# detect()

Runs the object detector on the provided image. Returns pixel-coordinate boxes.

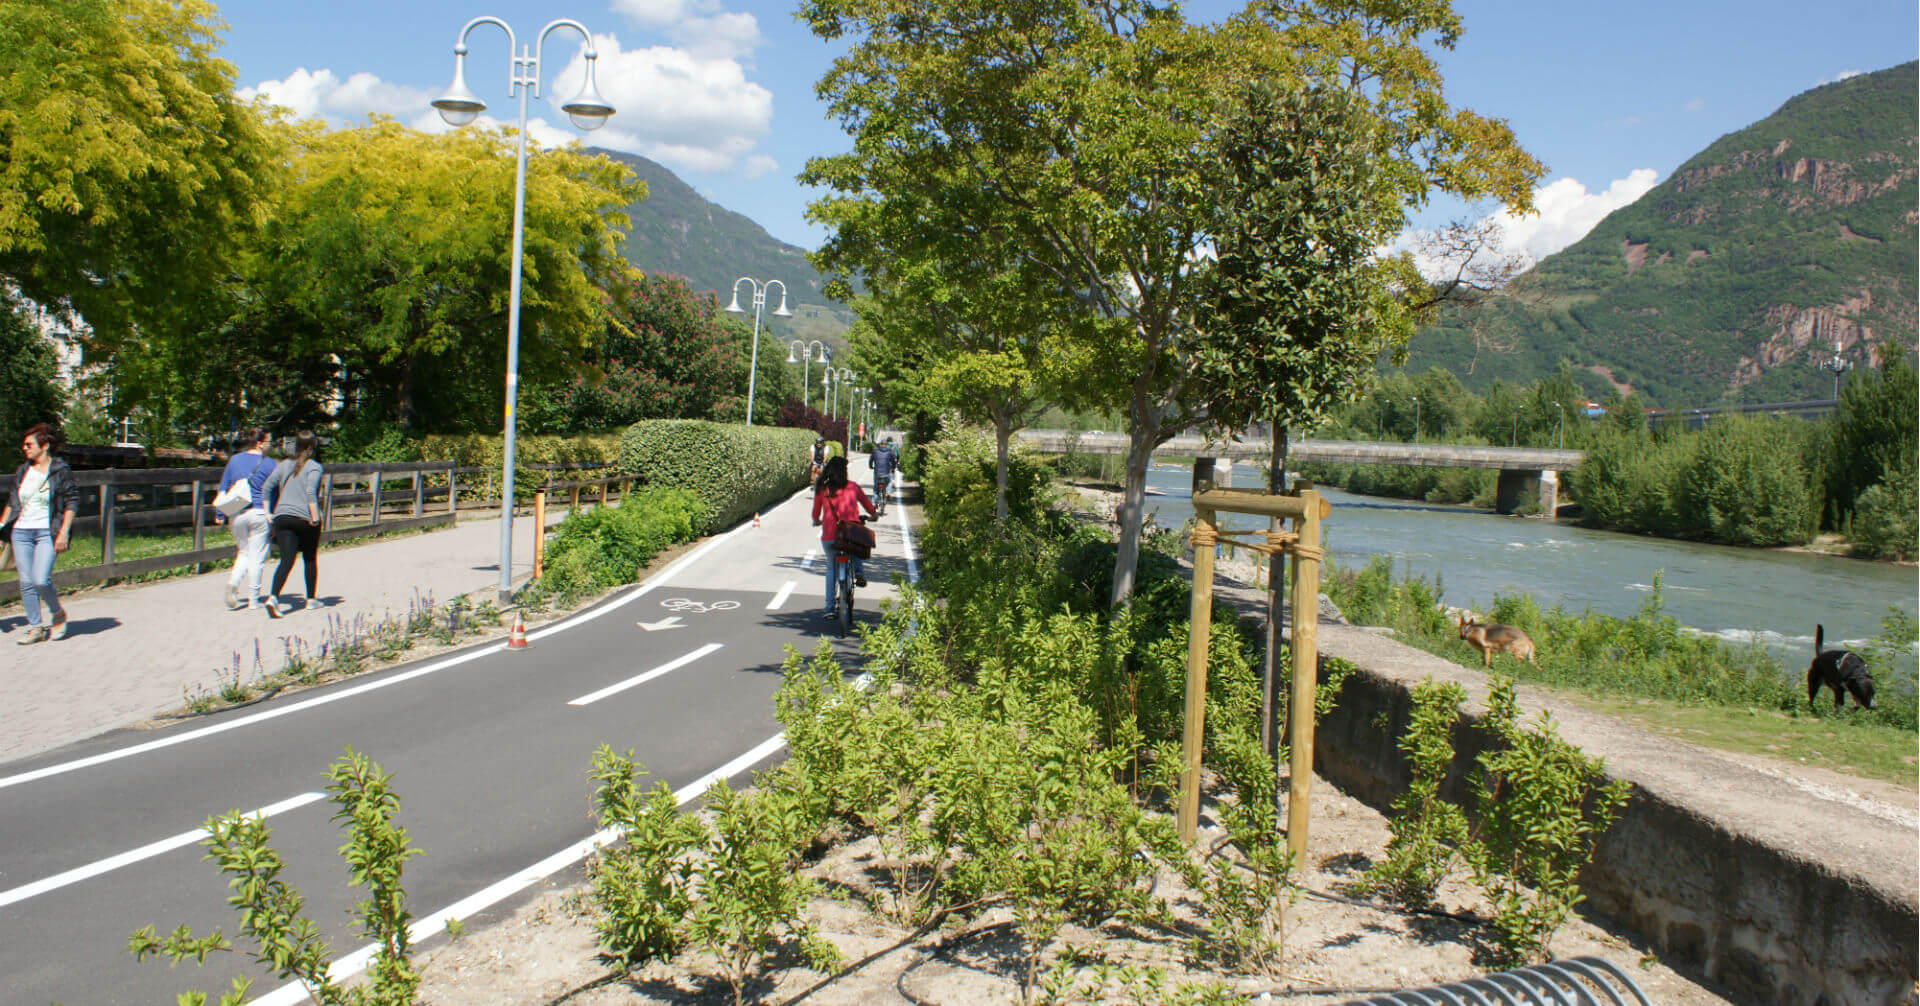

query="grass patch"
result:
[1573,696,1918,790]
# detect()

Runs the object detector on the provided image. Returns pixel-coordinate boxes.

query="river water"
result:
[1137,462,1917,659]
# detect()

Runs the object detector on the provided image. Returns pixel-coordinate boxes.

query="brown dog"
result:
[1458,616,1537,668]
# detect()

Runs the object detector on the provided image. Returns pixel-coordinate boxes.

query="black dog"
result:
[1807,624,1875,710]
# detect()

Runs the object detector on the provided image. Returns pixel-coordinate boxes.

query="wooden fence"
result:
[0,461,613,602]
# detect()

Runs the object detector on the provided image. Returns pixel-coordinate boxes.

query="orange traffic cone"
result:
[507,613,528,650]
[753,511,762,528]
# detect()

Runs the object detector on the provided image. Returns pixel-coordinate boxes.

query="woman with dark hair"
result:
[260,431,325,618]
[2,423,79,644]
[809,455,876,618]
[215,428,277,610]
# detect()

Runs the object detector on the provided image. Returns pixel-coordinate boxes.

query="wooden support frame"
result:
[1176,458,1329,865]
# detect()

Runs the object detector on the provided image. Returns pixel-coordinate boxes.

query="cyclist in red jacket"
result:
[810,456,876,616]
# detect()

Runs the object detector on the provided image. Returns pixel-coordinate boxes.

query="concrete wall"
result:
[1310,624,1918,1006]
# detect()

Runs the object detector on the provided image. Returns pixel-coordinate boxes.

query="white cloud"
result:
[1387,169,1662,280]
[1683,96,1705,112]
[1817,68,1864,86]
[238,68,431,126]
[609,0,762,59]
[238,28,776,177]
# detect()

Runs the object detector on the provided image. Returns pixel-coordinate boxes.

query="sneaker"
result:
[821,608,836,620]
[265,598,283,619]
[225,584,242,610]
[15,627,47,646]
[855,574,868,588]
[48,610,67,640]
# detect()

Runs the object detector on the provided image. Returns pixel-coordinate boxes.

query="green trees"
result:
[0,295,63,436]
[803,0,1541,603]
[0,0,281,353]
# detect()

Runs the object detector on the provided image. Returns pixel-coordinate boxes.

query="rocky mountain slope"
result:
[590,148,850,350]
[1405,61,1917,406]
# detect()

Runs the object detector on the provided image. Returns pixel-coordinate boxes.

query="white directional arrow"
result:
[636,616,684,632]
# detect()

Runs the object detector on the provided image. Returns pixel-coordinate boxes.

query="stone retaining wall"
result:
[1309,624,1918,1006]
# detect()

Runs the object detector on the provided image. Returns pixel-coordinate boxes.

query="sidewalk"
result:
[0,512,561,764]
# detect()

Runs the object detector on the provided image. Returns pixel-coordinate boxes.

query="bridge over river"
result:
[1016,430,1584,515]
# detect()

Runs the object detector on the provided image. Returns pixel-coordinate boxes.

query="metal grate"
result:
[1334,956,1655,1005]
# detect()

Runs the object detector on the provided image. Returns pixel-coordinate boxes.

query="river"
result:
[1136,462,1917,659]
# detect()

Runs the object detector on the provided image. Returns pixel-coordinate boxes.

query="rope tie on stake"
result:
[1188,526,1218,549]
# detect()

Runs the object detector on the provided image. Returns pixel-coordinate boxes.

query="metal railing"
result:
[1334,956,1653,1005]
[0,460,616,601]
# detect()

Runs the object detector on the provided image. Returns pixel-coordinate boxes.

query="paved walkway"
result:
[0,511,564,764]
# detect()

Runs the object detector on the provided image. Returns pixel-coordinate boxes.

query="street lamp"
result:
[820,369,834,419]
[1818,338,1853,400]
[1552,401,1564,450]
[1410,396,1419,443]
[1512,404,1524,447]
[723,277,793,426]
[834,369,855,429]
[431,15,615,602]
[786,340,827,409]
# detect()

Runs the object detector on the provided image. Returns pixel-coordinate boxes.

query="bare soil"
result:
[409,771,1733,1006]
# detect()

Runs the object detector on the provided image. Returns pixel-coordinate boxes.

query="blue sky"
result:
[216,0,1916,264]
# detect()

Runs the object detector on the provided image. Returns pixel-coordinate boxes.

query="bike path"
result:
[0,474,915,1005]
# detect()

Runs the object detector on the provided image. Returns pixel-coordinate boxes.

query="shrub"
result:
[1676,415,1818,546]
[1849,460,1917,561]
[617,420,816,533]
[417,432,624,499]
[534,488,705,603]
[1359,677,1471,908]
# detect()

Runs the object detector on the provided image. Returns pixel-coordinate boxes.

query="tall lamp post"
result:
[1552,401,1564,450]
[1819,339,1853,400]
[786,340,827,409]
[1410,396,1419,443]
[431,15,616,602]
[1512,404,1524,447]
[724,277,792,426]
[820,370,835,419]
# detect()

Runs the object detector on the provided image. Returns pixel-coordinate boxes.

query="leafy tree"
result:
[145,118,641,434]
[0,0,281,357]
[801,0,1542,603]
[0,294,64,437]
[1825,344,1918,520]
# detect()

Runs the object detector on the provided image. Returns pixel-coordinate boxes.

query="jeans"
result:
[823,542,865,611]
[10,527,63,629]
[270,515,321,600]
[226,508,271,603]
[873,474,892,502]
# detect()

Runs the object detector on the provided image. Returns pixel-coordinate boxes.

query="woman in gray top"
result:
[261,431,324,618]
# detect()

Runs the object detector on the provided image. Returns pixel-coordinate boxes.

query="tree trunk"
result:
[1109,426,1157,608]
[994,419,1012,524]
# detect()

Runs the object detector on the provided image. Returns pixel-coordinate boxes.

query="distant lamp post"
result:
[1819,339,1853,400]
[1410,396,1419,443]
[724,278,793,426]
[431,14,615,603]
[834,369,855,431]
[786,340,827,409]
[820,369,835,418]
[1552,401,1564,450]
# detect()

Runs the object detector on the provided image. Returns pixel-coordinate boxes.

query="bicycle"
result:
[830,516,872,638]
[873,475,892,517]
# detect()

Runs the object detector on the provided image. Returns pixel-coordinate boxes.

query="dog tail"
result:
[1815,623,1825,654]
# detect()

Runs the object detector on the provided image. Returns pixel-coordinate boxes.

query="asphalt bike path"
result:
[0,471,916,1005]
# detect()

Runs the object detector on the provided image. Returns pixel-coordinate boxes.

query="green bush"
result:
[1676,415,1818,546]
[617,420,816,533]
[535,488,704,603]
[1850,463,1917,561]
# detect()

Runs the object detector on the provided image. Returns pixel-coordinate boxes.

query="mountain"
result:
[1404,61,1917,407]
[590,148,851,350]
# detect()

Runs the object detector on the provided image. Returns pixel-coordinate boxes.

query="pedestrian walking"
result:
[260,431,324,618]
[2,424,80,645]
[214,428,277,610]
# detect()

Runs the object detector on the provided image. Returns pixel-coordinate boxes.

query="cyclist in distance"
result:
[811,455,875,618]
[809,436,830,487]
[869,435,898,513]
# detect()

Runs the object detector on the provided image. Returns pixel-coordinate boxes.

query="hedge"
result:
[418,433,624,499]
[618,420,817,533]
[535,488,706,603]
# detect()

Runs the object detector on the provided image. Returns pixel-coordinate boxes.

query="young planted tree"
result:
[802,0,1542,603]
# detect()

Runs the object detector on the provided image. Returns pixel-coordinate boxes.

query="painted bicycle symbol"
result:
[659,598,740,614]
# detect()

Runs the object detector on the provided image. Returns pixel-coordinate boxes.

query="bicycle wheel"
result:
[837,568,853,637]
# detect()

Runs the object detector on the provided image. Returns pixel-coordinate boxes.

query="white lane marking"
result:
[567,643,724,707]
[246,733,792,1006]
[767,580,796,610]
[896,481,919,585]
[0,485,815,792]
[635,616,684,632]
[802,546,819,570]
[0,792,326,909]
